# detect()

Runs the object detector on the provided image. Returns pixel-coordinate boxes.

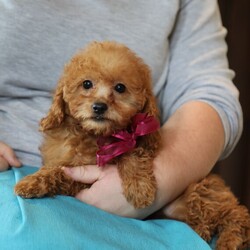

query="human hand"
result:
[63,165,162,219]
[0,142,22,171]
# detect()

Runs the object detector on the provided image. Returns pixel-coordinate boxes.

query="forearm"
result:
[153,100,225,207]
[63,100,226,219]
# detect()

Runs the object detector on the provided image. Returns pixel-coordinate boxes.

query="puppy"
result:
[15,41,250,249]
[14,41,161,209]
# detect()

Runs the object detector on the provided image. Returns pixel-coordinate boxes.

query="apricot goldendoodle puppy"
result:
[15,41,249,249]
[15,41,161,208]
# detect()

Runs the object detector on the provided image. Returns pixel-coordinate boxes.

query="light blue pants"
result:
[0,166,215,250]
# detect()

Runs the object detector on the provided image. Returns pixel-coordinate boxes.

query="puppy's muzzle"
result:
[92,102,108,115]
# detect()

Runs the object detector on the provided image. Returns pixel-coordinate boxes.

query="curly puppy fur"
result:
[14,41,250,249]
[164,175,250,249]
[14,41,161,208]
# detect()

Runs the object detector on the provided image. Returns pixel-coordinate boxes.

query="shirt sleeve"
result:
[159,0,243,159]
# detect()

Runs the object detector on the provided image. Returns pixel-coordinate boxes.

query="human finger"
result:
[0,143,21,167]
[62,165,102,184]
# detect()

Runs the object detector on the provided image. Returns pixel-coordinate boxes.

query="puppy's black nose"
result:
[92,102,108,114]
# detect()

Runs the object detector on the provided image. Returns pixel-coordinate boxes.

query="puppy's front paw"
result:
[123,176,157,209]
[14,175,50,198]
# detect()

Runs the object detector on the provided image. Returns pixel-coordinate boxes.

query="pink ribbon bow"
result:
[96,113,160,166]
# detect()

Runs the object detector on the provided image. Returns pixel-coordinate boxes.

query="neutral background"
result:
[214,0,250,209]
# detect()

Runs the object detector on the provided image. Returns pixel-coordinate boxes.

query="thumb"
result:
[62,165,101,184]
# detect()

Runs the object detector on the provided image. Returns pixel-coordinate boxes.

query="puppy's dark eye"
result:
[114,83,126,93]
[82,80,93,89]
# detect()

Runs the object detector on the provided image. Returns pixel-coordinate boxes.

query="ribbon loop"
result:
[96,113,160,166]
[132,113,160,136]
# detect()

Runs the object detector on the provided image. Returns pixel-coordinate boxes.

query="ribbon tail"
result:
[97,140,135,166]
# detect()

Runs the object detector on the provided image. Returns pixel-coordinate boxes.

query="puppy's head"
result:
[40,41,158,136]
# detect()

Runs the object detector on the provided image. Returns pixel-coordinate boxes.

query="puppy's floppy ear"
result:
[40,78,65,131]
[142,90,160,118]
[139,66,159,117]
[136,58,159,118]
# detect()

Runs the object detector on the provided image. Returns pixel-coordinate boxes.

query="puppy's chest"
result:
[71,137,98,165]
[42,133,98,166]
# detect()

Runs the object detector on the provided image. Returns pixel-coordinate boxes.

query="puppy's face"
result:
[41,42,157,136]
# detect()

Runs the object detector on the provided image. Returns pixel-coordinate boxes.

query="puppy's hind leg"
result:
[164,175,250,250]
[215,205,250,250]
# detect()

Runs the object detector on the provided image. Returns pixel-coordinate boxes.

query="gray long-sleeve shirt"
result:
[0,0,242,167]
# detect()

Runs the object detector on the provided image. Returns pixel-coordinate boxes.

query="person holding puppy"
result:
[0,0,243,249]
